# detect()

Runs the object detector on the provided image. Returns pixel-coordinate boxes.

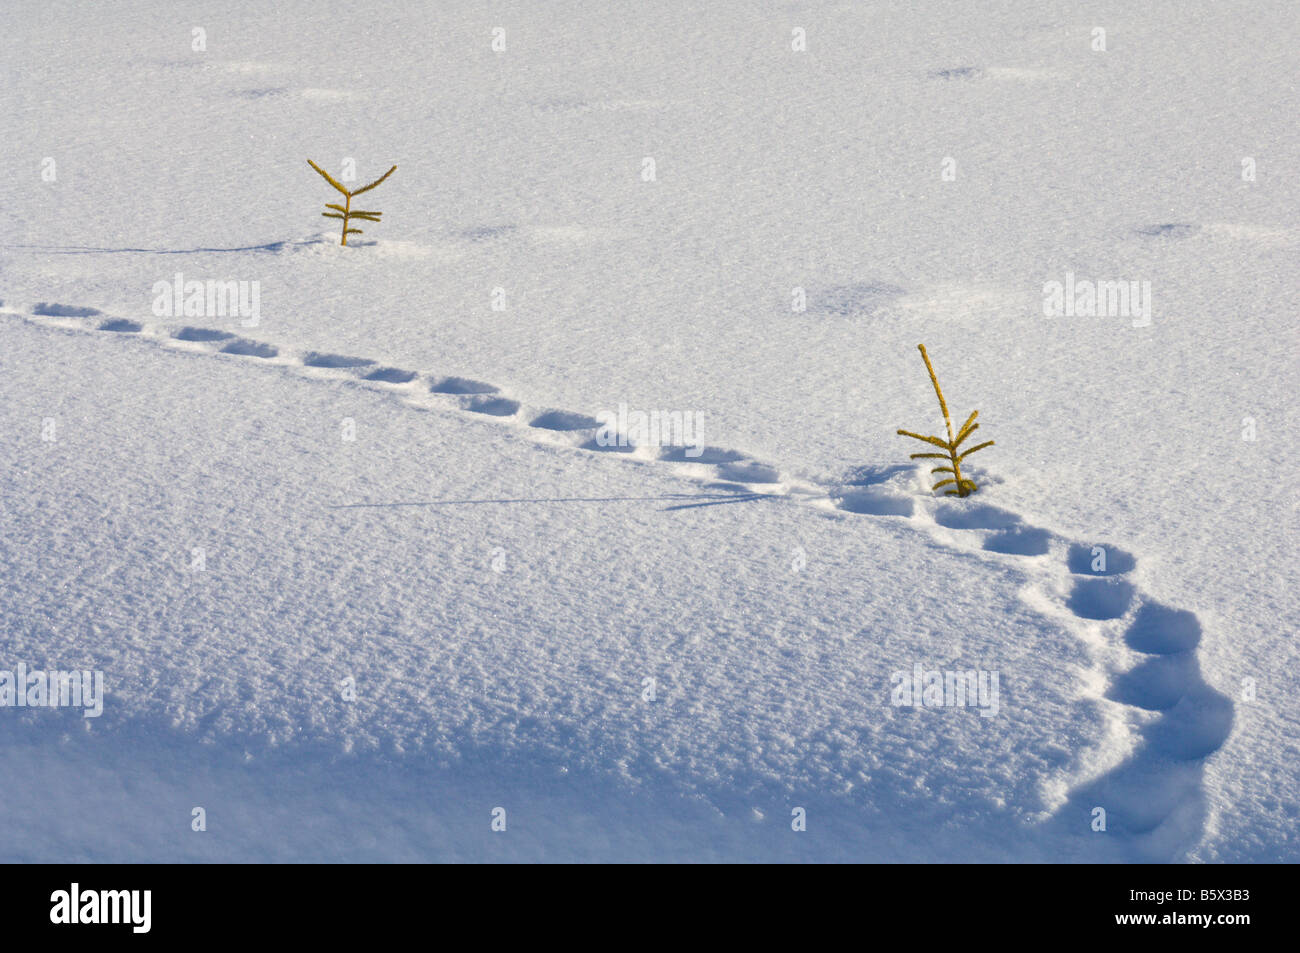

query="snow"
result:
[1,0,1297,862]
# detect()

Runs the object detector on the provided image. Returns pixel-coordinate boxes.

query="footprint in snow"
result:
[35,303,102,317]
[220,339,278,358]
[363,367,418,384]
[302,352,375,370]
[529,410,602,431]
[429,376,498,395]
[878,488,1231,854]
[1066,542,1137,576]
[832,487,915,517]
[173,327,236,343]
[982,525,1051,556]
[99,319,143,333]
[460,395,520,417]
[932,502,1020,531]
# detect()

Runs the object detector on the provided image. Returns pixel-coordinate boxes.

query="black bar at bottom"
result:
[0,863,1281,939]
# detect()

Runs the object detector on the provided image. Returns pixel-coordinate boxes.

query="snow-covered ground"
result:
[1,1,1296,862]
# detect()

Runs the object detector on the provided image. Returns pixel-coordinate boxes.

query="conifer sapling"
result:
[897,343,994,497]
[307,159,397,246]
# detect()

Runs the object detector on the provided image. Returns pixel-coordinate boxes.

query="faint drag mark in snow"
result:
[299,88,360,102]
[4,239,323,256]
[926,66,1057,83]
[1134,223,1199,239]
[219,61,293,75]
[458,225,518,243]
[445,225,629,248]
[985,67,1061,82]
[894,282,1025,321]
[233,87,290,99]
[2,237,486,261]
[927,67,985,81]
[813,282,906,318]
[530,98,676,115]
[329,491,773,510]
[663,496,772,512]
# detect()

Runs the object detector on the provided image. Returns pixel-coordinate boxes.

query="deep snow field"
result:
[1,1,1297,862]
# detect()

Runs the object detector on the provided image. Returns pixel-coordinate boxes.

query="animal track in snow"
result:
[34,302,102,317]
[529,410,603,431]
[831,487,915,517]
[302,352,376,369]
[579,436,639,455]
[5,301,1234,859]
[656,446,746,465]
[933,502,1020,530]
[99,319,143,332]
[884,483,1231,858]
[1066,542,1136,576]
[173,327,236,343]
[1067,578,1136,620]
[11,304,806,493]
[983,525,1051,556]
[715,461,781,484]
[1125,603,1202,654]
[1051,542,1232,855]
[220,338,279,359]
[429,376,498,395]
[363,367,419,384]
[460,395,521,417]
